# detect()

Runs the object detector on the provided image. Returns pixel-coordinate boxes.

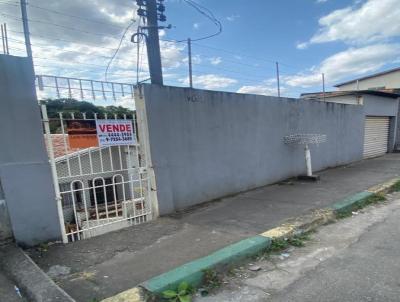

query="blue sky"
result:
[1,0,400,106]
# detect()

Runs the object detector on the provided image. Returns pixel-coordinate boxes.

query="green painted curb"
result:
[331,191,373,214]
[141,235,271,294]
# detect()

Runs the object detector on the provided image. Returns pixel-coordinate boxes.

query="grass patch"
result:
[389,180,400,192]
[287,232,311,247]
[202,268,222,290]
[336,192,386,219]
[269,238,290,252]
[268,231,313,253]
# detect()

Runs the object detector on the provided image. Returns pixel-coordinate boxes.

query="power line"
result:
[0,1,134,30]
[192,42,303,70]
[181,0,222,42]
[7,28,127,52]
[0,12,122,38]
[32,55,134,71]
[26,3,130,30]
[105,21,135,81]
[191,62,272,81]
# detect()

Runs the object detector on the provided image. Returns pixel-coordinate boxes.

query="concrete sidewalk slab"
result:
[27,154,400,302]
[1,244,74,302]
[0,270,27,302]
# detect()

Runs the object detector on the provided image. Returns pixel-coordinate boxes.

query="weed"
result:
[336,193,386,219]
[161,281,193,302]
[202,269,222,290]
[389,180,400,192]
[269,238,289,252]
[37,243,49,252]
[287,237,305,247]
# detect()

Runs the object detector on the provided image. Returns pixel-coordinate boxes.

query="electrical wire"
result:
[0,12,121,38]
[180,0,222,42]
[104,20,135,82]
[26,3,129,30]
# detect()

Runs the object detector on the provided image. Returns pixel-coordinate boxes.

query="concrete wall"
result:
[0,55,63,246]
[362,95,399,117]
[337,70,400,90]
[139,85,365,214]
[0,180,13,242]
[303,94,400,152]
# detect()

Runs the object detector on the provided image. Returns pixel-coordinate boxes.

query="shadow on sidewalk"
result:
[27,154,400,302]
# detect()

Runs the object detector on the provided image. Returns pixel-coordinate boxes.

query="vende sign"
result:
[96,119,135,146]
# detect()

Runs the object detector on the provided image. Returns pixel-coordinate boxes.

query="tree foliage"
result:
[40,98,135,119]
[40,98,135,133]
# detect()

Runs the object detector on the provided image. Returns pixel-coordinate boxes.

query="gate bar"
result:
[41,105,68,243]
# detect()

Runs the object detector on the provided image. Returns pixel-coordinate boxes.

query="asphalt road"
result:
[197,193,400,302]
[272,199,400,302]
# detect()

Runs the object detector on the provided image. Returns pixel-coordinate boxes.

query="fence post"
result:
[41,105,68,243]
[276,61,280,97]
[188,38,193,88]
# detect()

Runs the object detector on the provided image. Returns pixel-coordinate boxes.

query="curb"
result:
[0,244,76,302]
[101,287,145,302]
[141,235,270,294]
[102,177,400,301]
[331,191,374,214]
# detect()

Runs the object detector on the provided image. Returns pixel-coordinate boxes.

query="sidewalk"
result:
[0,270,27,301]
[27,154,400,302]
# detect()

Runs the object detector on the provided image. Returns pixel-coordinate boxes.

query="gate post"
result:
[0,55,64,246]
[135,85,160,219]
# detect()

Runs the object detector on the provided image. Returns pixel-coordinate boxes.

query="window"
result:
[89,178,118,206]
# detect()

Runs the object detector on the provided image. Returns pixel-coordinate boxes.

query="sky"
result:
[1,0,400,108]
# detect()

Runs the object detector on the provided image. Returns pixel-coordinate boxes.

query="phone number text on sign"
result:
[96,120,136,146]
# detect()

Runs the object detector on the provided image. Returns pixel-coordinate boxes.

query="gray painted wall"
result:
[140,85,365,214]
[362,95,399,151]
[0,180,13,242]
[0,55,63,246]
[362,95,399,117]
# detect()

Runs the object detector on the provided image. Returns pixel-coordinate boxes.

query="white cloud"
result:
[1,0,186,90]
[283,43,400,87]
[296,42,309,50]
[209,57,222,65]
[116,95,136,110]
[306,0,400,45]
[316,0,328,3]
[180,74,237,89]
[237,79,281,96]
[226,14,240,22]
[237,85,279,96]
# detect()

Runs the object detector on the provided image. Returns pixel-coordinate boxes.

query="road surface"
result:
[196,192,400,302]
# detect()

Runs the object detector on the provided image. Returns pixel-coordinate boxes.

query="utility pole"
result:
[188,38,193,88]
[3,23,9,55]
[20,0,34,70]
[20,0,33,58]
[276,62,280,97]
[322,73,325,101]
[143,0,164,85]
[1,24,6,54]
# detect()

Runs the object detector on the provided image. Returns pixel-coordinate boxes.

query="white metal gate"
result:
[363,116,390,159]
[38,76,152,243]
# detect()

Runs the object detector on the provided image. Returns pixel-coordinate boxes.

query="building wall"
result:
[0,180,13,242]
[337,70,400,90]
[0,55,63,246]
[307,95,361,105]
[362,95,399,117]
[139,85,365,214]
